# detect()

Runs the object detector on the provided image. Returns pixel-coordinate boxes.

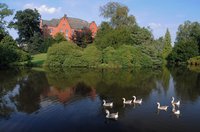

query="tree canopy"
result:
[162,29,172,59]
[168,21,200,63]
[100,2,136,28]
[10,9,41,47]
[0,3,13,41]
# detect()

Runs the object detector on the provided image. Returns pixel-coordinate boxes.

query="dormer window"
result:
[50,28,53,33]
[66,29,69,39]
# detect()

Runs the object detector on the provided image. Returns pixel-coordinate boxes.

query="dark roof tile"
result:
[42,17,90,30]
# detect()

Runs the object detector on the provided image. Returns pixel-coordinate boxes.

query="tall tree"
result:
[162,29,172,59]
[0,3,13,41]
[167,21,200,63]
[10,9,41,52]
[100,2,136,28]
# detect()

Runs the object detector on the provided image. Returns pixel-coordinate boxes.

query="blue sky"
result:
[2,0,200,44]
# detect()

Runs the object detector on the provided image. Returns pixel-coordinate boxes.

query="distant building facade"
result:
[40,14,98,40]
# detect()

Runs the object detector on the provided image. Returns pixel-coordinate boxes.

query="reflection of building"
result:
[40,14,98,40]
[41,83,96,104]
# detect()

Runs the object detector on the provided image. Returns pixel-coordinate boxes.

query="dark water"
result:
[0,67,200,132]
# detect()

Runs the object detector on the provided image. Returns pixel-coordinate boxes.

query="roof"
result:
[42,17,91,30]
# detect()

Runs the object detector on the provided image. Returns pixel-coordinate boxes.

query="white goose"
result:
[105,109,118,120]
[122,98,132,104]
[157,102,169,111]
[171,97,180,107]
[103,100,113,107]
[132,96,142,104]
[172,104,180,115]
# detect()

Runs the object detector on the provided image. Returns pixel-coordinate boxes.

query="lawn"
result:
[31,53,47,67]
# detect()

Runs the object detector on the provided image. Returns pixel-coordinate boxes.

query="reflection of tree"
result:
[15,71,49,113]
[169,67,200,101]
[96,69,159,108]
[46,68,161,108]
[161,66,170,92]
[46,68,101,89]
[0,68,30,118]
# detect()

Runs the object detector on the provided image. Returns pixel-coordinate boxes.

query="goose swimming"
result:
[132,96,142,104]
[157,102,168,111]
[103,100,113,107]
[171,97,180,107]
[122,98,132,104]
[105,109,118,120]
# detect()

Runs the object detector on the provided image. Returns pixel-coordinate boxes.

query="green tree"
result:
[0,35,30,65]
[100,2,136,28]
[10,9,41,52]
[0,3,13,41]
[54,32,66,43]
[28,32,44,54]
[168,21,200,63]
[162,29,172,59]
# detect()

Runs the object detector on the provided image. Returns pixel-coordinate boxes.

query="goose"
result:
[103,100,113,107]
[122,98,132,104]
[132,96,142,104]
[171,97,180,107]
[105,109,118,120]
[157,102,168,111]
[172,104,180,115]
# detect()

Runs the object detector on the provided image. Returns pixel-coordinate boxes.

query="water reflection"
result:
[0,67,200,132]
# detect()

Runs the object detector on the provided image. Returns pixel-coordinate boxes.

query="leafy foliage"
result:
[10,9,41,44]
[0,3,13,41]
[71,27,93,48]
[168,21,200,63]
[100,2,136,28]
[54,32,66,43]
[0,35,30,66]
[188,56,200,65]
[162,29,172,59]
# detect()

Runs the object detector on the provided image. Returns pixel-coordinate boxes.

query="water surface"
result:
[0,67,200,132]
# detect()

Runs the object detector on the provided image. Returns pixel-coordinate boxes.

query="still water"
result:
[0,67,200,132]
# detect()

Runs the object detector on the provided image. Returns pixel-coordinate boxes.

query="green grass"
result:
[31,53,47,67]
[15,53,47,67]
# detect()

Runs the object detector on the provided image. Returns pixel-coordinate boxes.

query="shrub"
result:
[82,45,101,67]
[188,56,200,65]
[46,41,81,68]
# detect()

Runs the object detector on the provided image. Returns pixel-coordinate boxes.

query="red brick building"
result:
[40,14,98,40]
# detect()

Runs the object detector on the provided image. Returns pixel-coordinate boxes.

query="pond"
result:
[0,67,200,132]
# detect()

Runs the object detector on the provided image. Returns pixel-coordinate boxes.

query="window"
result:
[60,29,63,32]
[50,28,53,33]
[66,29,69,39]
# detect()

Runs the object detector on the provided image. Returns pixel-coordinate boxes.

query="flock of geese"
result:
[103,96,181,120]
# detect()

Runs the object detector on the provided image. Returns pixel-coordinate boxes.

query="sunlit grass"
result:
[31,53,47,66]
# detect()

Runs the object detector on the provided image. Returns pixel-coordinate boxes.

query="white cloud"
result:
[24,3,61,14]
[148,22,162,29]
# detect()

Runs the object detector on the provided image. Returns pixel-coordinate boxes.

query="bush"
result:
[16,49,31,62]
[188,56,200,65]
[46,42,155,69]
[46,41,81,68]
[82,45,101,67]
[103,45,153,68]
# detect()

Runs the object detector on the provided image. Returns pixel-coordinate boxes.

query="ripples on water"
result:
[0,67,200,132]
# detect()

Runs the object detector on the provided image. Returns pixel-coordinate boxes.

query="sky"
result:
[2,0,200,44]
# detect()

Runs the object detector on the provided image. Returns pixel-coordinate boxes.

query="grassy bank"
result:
[15,53,47,67]
[31,53,47,66]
